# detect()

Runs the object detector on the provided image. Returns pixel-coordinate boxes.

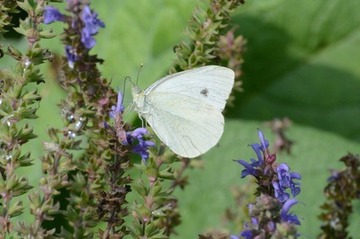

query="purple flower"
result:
[81,6,105,34]
[81,30,96,49]
[43,6,65,24]
[258,129,269,150]
[126,128,155,161]
[277,164,291,187]
[276,163,301,197]
[110,92,125,119]
[236,129,269,178]
[235,158,262,178]
[250,142,264,163]
[249,129,269,161]
[80,5,105,49]
[230,235,240,239]
[231,220,256,239]
[327,170,339,182]
[272,181,289,203]
[280,198,301,225]
[65,45,78,68]
[266,221,275,231]
[239,230,254,239]
[236,218,258,239]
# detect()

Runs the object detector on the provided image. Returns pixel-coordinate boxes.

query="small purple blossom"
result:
[235,129,269,178]
[272,181,290,203]
[81,6,105,34]
[249,129,269,161]
[239,230,254,239]
[235,158,262,178]
[250,217,259,227]
[81,30,96,49]
[230,235,240,239]
[280,198,301,225]
[231,219,257,239]
[110,92,125,119]
[43,6,65,24]
[266,221,275,231]
[125,128,155,161]
[250,142,264,163]
[236,217,258,239]
[80,5,105,49]
[276,163,301,197]
[258,129,269,150]
[327,170,339,182]
[65,45,78,68]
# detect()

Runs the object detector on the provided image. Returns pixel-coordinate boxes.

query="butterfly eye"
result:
[131,85,143,96]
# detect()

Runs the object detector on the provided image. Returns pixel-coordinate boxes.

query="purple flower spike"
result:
[81,5,105,49]
[43,6,65,24]
[233,129,302,238]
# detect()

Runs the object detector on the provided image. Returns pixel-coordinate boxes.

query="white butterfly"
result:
[132,65,235,158]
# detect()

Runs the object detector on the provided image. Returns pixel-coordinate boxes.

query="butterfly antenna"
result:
[123,75,131,89]
[136,63,144,85]
[121,76,134,115]
[122,76,132,99]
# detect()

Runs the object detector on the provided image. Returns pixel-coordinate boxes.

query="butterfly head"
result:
[131,85,143,97]
[131,84,146,112]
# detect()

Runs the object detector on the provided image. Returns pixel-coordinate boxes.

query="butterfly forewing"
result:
[144,66,234,111]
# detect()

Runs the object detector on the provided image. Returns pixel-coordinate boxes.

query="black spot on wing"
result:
[200,88,209,97]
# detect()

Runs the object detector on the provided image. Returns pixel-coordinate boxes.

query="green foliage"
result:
[171,0,245,71]
[318,154,360,238]
[1,0,360,238]
[0,0,51,237]
[0,0,18,37]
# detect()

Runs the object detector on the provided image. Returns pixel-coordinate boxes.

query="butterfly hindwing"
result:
[144,91,224,157]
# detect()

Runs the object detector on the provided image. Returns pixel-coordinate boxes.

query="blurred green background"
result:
[2,0,360,238]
